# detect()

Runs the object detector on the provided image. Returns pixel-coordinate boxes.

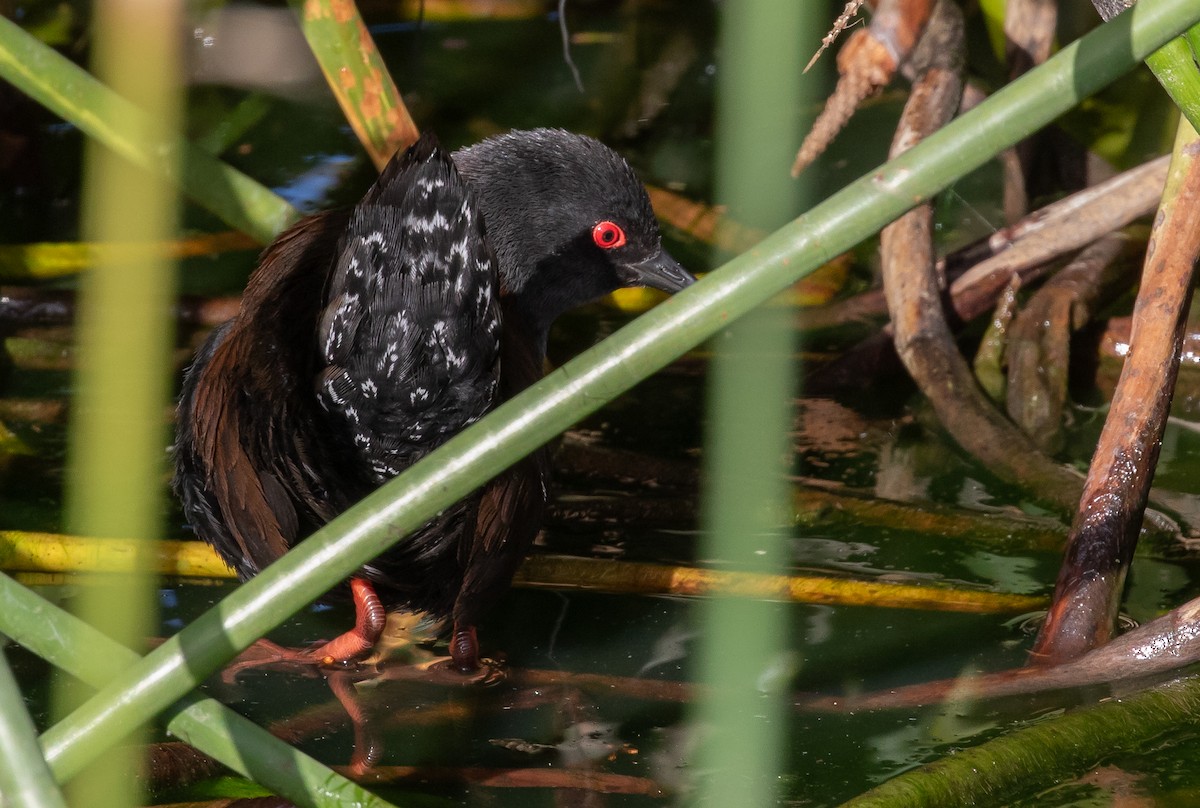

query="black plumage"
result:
[174,129,694,671]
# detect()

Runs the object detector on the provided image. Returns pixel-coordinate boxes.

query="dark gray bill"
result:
[619,250,696,294]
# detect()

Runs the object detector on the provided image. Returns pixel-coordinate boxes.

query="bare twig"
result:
[805,0,868,73]
[793,0,937,176]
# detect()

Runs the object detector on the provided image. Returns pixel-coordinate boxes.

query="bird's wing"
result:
[174,211,348,577]
[174,323,294,577]
[316,135,502,483]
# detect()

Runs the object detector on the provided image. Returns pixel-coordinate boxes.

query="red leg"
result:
[450,623,480,672]
[310,577,387,665]
[221,577,386,682]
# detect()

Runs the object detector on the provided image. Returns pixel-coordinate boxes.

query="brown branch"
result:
[805,0,868,73]
[792,30,896,177]
[806,155,1167,386]
[794,0,941,176]
[799,588,1200,712]
[349,765,664,795]
[877,2,1085,514]
[1032,129,1200,664]
[1005,235,1132,452]
[1001,0,1060,220]
[948,155,1168,318]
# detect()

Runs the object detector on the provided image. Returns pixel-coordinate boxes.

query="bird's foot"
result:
[220,578,387,683]
[404,622,502,684]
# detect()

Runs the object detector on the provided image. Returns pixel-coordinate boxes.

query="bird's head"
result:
[453,129,694,345]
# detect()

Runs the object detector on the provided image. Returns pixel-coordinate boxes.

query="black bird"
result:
[174,129,695,672]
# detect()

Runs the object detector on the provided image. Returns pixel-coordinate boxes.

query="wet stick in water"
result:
[1033,119,1200,664]
[800,589,1200,713]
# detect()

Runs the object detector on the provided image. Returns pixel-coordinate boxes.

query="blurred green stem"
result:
[55,1,182,805]
[691,0,808,802]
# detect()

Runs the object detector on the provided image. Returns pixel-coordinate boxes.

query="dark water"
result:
[6,0,1200,805]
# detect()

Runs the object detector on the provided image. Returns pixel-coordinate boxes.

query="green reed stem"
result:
[0,16,296,244]
[0,575,397,808]
[54,2,182,805]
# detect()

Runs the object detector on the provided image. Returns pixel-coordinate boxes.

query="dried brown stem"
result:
[1005,235,1132,452]
[645,185,766,255]
[348,765,664,795]
[870,0,938,69]
[1001,0,1059,220]
[879,3,1085,513]
[803,154,1167,359]
[799,589,1200,712]
[1032,130,1200,665]
[805,0,868,73]
[794,0,940,176]
[791,30,896,177]
[1092,0,1135,22]
[949,156,1168,318]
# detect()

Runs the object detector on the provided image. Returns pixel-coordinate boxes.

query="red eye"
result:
[592,221,626,250]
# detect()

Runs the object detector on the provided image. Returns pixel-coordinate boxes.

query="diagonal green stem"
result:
[0,575,397,808]
[1186,19,1200,59]
[33,0,1200,781]
[1145,28,1200,130]
[0,16,296,244]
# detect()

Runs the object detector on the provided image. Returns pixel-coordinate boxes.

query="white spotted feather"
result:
[315,142,501,483]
